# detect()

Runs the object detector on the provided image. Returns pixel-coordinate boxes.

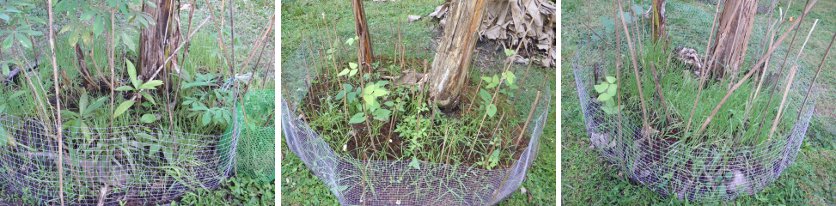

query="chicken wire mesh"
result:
[571,0,820,201]
[0,80,247,205]
[281,29,552,205]
[0,115,239,205]
[229,89,276,182]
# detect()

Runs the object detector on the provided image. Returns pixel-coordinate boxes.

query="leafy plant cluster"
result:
[300,35,532,170]
[173,176,275,206]
[593,76,623,114]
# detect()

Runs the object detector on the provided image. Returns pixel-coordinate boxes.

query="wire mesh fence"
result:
[281,26,552,204]
[0,115,239,205]
[571,0,819,201]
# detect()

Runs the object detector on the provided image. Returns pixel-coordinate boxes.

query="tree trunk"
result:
[138,0,181,82]
[351,0,374,71]
[428,0,488,110]
[709,0,758,78]
[651,0,666,41]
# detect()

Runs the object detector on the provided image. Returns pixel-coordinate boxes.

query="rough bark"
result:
[428,0,488,110]
[430,0,555,68]
[651,0,666,41]
[709,0,759,78]
[138,0,181,82]
[352,0,374,71]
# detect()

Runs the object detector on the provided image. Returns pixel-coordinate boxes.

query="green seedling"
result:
[337,62,359,77]
[594,76,622,115]
[62,92,107,142]
[113,60,163,118]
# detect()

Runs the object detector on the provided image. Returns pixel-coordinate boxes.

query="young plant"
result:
[479,70,516,118]
[61,92,107,142]
[362,80,391,121]
[337,62,359,77]
[113,60,163,118]
[594,76,623,115]
[347,80,391,124]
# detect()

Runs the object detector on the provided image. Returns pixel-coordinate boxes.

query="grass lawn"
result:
[562,0,834,205]
[280,0,557,205]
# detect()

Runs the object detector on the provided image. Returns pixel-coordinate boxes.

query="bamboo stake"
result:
[616,0,651,132]
[514,91,541,148]
[684,0,721,133]
[768,19,818,140]
[796,32,835,121]
[45,0,65,204]
[754,0,813,135]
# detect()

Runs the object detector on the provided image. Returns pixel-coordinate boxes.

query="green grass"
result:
[562,0,835,205]
[280,0,556,205]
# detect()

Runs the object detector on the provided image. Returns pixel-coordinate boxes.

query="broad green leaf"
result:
[140,114,157,123]
[349,62,358,70]
[2,35,13,49]
[606,85,617,97]
[142,92,156,105]
[504,72,516,85]
[68,30,80,46]
[597,93,612,102]
[348,68,358,77]
[337,68,350,76]
[479,89,492,102]
[115,86,134,91]
[202,112,212,126]
[486,104,497,117]
[113,100,135,118]
[488,149,500,168]
[348,112,366,124]
[86,97,108,114]
[122,32,136,52]
[79,92,90,115]
[94,16,106,37]
[606,76,616,84]
[335,90,346,99]
[126,60,139,89]
[0,13,9,22]
[140,80,164,90]
[345,37,354,46]
[16,33,31,48]
[481,76,491,82]
[372,109,391,121]
[594,84,608,93]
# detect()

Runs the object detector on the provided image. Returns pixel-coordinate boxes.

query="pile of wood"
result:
[429,0,556,68]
